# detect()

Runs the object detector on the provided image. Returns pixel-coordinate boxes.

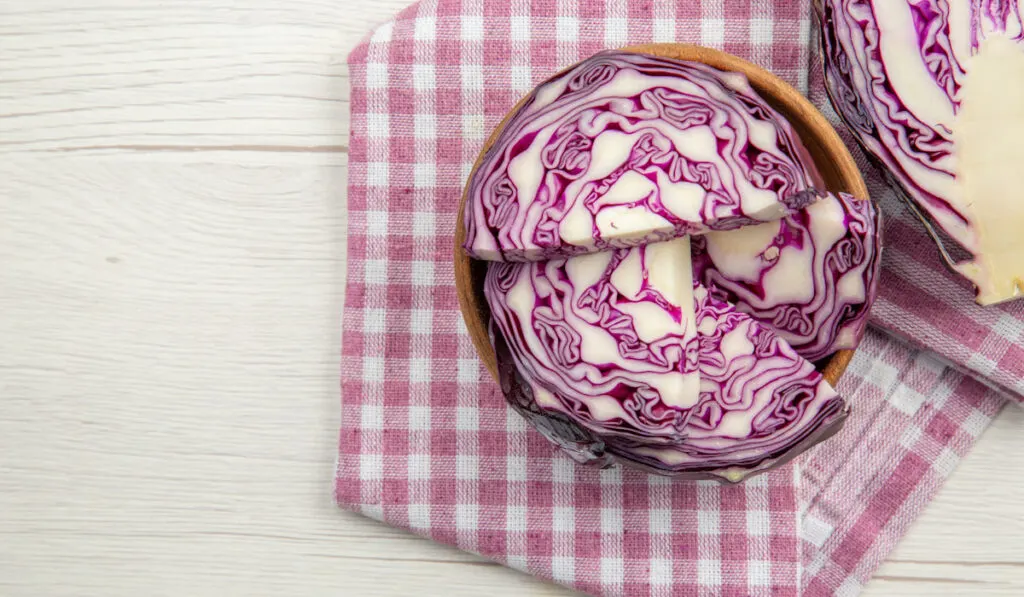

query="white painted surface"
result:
[0,2,1020,595]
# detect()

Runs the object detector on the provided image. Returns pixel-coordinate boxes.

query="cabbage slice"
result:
[602,285,848,482]
[818,0,1024,304]
[486,239,849,481]
[693,191,881,361]
[485,237,701,443]
[464,50,821,262]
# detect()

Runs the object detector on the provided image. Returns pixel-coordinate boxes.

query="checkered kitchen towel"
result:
[336,1,1014,595]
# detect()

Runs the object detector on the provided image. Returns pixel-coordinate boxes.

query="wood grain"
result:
[0,2,1021,596]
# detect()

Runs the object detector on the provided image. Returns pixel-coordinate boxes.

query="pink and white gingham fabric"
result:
[336,1,1015,595]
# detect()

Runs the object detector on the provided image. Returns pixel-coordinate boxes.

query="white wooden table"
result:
[1,2,1021,595]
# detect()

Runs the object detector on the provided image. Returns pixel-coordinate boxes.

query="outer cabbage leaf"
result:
[464,50,821,262]
[491,319,615,469]
[817,0,1024,304]
[693,191,881,361]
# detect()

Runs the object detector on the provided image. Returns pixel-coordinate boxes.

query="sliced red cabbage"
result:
[484,237,701,443]
[693,191,881,361]
[606,284,849,482]
[485,240,849,481]
[464,50,822,262]
[818,0,1024,304]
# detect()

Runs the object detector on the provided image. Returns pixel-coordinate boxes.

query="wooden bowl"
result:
[454,43,868,388]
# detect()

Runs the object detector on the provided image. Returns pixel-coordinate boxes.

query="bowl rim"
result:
[454,43,869,388]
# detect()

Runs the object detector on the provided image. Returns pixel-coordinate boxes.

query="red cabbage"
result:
[818,0,1024,304]
[464,50,822,262]
[693,191,881,361]
[484,238,701,443]
[485,240,850,482]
